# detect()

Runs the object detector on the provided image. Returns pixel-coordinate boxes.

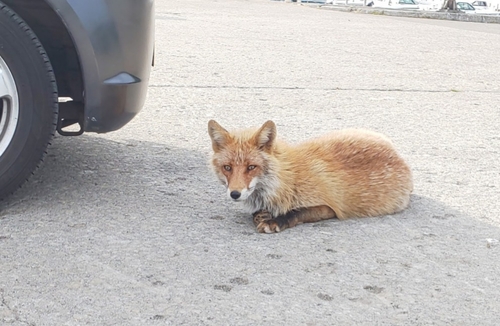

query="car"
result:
[469,0,499,13]
[457,1,488,15]
[471,0,489,9]
[456,1,500,13]
[0,0,155,200]
[457,1,478,12]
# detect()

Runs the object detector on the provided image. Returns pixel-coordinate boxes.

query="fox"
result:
[208,120,413,233]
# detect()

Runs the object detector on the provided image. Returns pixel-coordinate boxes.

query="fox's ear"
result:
[208,120,230,152]
[254,120,276,151]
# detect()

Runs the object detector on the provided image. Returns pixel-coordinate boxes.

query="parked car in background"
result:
[457,1,499,13]
[470,0,500,12]
[471,0,489,9]
[457,1,478,12]
[0,0,155,200]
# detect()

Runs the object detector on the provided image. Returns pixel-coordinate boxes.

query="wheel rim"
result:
[0,54,19,157]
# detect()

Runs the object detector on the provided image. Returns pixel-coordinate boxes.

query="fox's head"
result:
[208,120,276,202]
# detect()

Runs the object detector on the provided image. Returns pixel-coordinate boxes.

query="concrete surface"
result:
[1,0,500,325]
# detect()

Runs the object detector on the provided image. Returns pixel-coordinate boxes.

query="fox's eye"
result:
[223,165,232,171]
[247,165,256,171]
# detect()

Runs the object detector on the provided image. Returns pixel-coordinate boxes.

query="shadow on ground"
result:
[1,134,223,216]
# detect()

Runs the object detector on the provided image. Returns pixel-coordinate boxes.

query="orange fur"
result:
[208,120,413,224]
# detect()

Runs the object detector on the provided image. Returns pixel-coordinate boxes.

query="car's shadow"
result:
[1,134,234,218]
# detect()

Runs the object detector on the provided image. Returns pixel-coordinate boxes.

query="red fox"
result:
[208,120,413,233]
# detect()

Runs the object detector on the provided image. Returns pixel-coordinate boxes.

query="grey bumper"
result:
[47,0,155,133]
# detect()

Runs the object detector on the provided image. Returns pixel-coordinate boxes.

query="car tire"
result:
[0,2,58,200]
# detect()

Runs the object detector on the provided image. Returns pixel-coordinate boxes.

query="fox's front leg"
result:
[254,206,336,234]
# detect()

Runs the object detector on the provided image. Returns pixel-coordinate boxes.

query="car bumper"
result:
[47,0,155,133]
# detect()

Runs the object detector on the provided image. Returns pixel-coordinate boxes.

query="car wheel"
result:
[0,2,58,200]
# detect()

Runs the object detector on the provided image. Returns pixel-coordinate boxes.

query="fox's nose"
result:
[230,191,241,200]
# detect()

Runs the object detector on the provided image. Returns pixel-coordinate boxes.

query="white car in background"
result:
[457,1,478,12]
[471,0,490,9]
[457,1,500,13]
[471,0,500,12]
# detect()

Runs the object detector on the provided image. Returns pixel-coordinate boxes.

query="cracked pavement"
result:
[1,0,500,325]
[0,289,30,326]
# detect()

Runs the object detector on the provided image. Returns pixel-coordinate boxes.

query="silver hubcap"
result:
[0,55,19,157]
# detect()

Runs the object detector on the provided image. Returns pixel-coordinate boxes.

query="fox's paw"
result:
[253,210,286,233]
[252,210,273,226]
[256,220,282,234]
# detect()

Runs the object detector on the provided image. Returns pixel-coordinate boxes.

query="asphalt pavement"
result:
[1,0,500,325]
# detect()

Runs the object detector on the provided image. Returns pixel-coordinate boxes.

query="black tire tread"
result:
[0,1,58,199]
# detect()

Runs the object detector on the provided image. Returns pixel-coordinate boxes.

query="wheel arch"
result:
[2,0,84,102]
